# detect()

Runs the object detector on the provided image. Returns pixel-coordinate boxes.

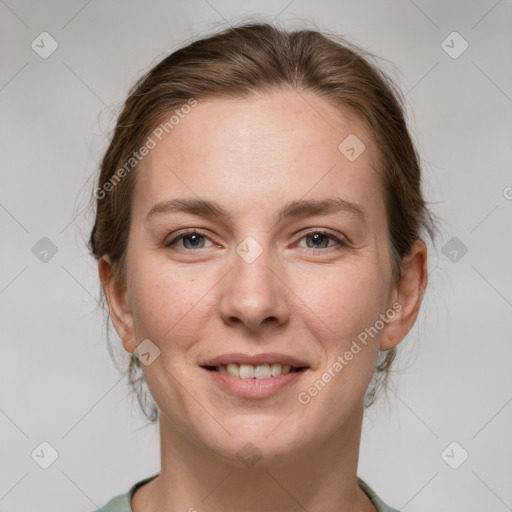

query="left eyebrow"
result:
[276,197,366,224]
[146,197,366,225]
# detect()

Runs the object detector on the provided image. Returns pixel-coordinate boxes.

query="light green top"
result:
[93,473,400,511]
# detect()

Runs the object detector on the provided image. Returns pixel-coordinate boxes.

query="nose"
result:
[219,243,290,333]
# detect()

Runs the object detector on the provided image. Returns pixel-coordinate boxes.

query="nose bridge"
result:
[219,234,288,331]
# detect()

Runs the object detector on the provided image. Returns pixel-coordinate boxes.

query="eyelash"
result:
[164,229,348,254]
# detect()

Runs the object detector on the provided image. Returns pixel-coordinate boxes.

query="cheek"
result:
[128,256,217,347]
[292,260,389,394]
[292,265,387,416]
[295,261,390,339]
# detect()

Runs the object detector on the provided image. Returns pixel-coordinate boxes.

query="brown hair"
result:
[88,21,437,424]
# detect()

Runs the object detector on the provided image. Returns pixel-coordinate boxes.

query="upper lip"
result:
[201,352,310,368]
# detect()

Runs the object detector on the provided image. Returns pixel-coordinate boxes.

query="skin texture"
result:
[99,89,428,512]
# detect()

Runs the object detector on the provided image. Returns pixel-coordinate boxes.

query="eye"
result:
[165,230,215,251]
[164,229,348,254]
[297,230,348,252]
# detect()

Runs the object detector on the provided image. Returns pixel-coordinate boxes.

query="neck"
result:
[133,405,376,512]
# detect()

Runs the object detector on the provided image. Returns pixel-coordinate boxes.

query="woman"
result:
[89,21,435,512]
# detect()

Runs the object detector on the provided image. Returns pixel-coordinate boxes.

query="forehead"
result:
[133,89,384,222]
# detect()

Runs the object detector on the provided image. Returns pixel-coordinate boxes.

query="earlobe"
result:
[380,239,428,351]
[98,255,136,354]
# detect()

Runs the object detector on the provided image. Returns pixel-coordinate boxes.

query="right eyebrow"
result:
[146,198,234,224]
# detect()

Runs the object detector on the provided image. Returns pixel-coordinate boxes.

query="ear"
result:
[98,255,136,354]
[380,239,428,351]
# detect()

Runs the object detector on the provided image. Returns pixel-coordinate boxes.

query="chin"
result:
[199,418,310,469]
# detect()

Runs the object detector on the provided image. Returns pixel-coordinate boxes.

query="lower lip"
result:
[202,368,308,399]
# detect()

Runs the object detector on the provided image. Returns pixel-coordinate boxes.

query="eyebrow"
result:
[146,197,366,226]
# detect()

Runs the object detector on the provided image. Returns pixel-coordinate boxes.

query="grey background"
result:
[1,1,511,511]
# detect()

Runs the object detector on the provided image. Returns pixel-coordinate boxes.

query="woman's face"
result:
[103,89,422,466]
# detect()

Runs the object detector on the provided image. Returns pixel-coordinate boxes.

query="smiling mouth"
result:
[202,363,309,379]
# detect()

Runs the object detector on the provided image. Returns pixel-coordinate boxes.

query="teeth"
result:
[217,362,294,379]
[239,364,255,379]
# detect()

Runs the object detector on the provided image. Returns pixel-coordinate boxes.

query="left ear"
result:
[380,239,428,351]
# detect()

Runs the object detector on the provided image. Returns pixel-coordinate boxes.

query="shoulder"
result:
[358,477,401,512]
[90,473,159,512]
[90,492,131,512]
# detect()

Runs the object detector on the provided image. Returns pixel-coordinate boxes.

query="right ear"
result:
[98,255,136,354]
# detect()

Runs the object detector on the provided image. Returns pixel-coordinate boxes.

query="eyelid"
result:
[295,229,349,249]
[165,228,349,252]
[164,229,216,249]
